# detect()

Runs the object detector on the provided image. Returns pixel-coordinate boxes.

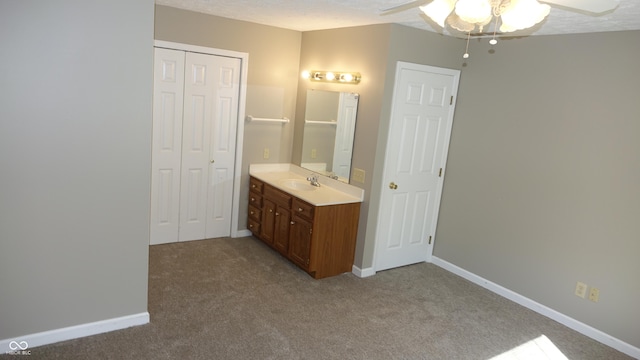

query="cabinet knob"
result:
[298,208,303,212]
[269,209,273,213]
[250,197,255,202]
[250,211,254,215]
[252,184,255,188]
[249,224,253,228]
[275,212,279,216]
[290,221,295,225]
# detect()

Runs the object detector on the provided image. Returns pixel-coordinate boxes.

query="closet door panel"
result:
[179,52,216,242]
[206,57,241,238]
[150,48,185,245]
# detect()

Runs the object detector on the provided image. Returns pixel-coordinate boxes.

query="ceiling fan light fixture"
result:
[420,0,456,27]
[500,0,551,32]
[455,0,493,25]
[420,0,552,58]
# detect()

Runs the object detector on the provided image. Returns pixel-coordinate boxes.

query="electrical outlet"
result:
[575,282,587,298]
[352,168,365,183]
[263,148,270,159]
[311,148,317,159]
[589,287,600,302]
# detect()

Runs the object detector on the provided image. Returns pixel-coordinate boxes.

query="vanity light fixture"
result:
[301,70,361,84]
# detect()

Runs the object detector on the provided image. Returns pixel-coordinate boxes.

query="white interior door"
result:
[150,47,241,245]
[374,62,460,272]
[332,92,359,180]
[178,52,215,242]
[205,56,241,239]
[150,48,185,245]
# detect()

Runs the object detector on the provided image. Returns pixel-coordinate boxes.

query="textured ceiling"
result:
[156,0,640,37]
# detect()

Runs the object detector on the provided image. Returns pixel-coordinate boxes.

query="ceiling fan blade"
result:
[541,0,620,14]
[380,0,430,14]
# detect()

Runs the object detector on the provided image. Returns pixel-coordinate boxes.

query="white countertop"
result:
[249,163,364,206]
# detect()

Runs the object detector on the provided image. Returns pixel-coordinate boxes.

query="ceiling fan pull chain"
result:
[463,31,471,59]
[490,16,499,45]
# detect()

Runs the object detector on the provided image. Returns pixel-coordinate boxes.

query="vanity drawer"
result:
[292,198,314,221]
[264,184,291,208]
[248,204,261,222]
[247,218,261,234]
[250,177,264,193]
[249,192,263,208]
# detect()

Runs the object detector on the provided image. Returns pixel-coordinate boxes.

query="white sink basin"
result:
[278,179,318,192]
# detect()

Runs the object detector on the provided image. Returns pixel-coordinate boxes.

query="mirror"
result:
[300,90,359,183]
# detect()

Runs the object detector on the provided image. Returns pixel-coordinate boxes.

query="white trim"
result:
[1,312,149,352]
[154,40,247,60]
[153,40,249,240]
[352,264,376,278]
[235,229,252,238]
[431,256,640,359]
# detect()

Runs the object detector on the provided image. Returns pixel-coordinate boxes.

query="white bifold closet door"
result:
[150,47,240,245]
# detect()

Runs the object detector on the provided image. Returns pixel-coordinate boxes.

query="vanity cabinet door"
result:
[261,199,276,245]
[273,207,291,255]
[289,215,312,270]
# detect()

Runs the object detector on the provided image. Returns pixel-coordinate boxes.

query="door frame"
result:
[371,61,460,272]
[153,40,249,239]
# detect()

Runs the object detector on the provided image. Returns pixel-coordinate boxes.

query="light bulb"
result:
[489,38,497,45]
[325,72,335,81]
[301,70,310,79]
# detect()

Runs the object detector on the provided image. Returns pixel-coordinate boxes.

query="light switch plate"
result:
[352,168,365,183]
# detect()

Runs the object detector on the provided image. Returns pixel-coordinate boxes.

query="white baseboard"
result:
[431,256,640,359]
[352,264,376,278]
[1,312,149,353]
[234,229,252,238]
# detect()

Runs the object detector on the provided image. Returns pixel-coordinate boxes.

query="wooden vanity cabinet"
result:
[248,176,361,279]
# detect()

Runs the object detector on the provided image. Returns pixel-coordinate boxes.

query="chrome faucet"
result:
[306,174,321,187]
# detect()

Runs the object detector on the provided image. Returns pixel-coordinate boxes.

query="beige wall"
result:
[155,5,302,232]
[435,30,640,348]
[0,0,154,341]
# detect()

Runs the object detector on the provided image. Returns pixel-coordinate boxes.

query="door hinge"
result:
[439,168,443,177]
[450,96,453,105]
[428,236,432,245]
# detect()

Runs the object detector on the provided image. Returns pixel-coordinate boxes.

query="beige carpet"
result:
[15,237,632,359]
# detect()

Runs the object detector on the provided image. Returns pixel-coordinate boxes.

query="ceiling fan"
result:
[380,0,620,57]
[381,0,620,15]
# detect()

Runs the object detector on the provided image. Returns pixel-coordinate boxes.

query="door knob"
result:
[389,182,398,190]
[210,159,215,163]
